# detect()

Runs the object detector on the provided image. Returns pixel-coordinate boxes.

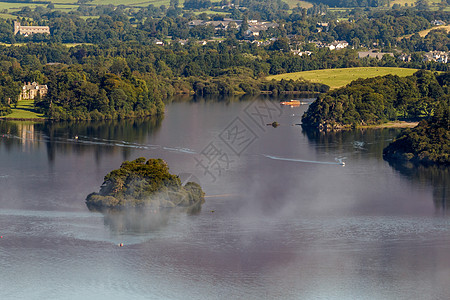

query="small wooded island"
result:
[86,158,205,211]
[383,111,450,165]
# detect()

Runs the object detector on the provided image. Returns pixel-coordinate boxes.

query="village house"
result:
[14,21,50,36]
[431,20,446,26]
[187,18,277,36]
[316,22,329,33]
[245,21,278,37]
[423,51,449,63]
[358,50,394,60]
[187,18,242,30]
[19,82,48,100]
[328,41,349,50]
[398,53,412,62]
[291,50,312,56]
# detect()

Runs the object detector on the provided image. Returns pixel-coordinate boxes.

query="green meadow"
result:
[4,100,45,120]
[89,0,178,6]
[267,67,420,89]
[283,0,313,9]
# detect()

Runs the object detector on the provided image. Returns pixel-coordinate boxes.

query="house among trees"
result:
[358,50,394,60]
[423,51,449,63]
[19,82,48,100]
[14,21,50,36]
[328,41,349,50]
[187,18,277,35]
[187,18,243,30]
[398,54,412,62]
[431,20,446,26]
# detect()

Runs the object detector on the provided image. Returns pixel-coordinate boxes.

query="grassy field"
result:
[89,0,175,6]
[0,2,79,14]
[63,43,94,47]
[398,25,450,40]
[0,2,40,11]
[4,100,45,120]
[193,10,228,15]
[0,12,15,19]
[390,0,441,6]
[284,0,313,9]
[267,67,420,89]
[389,0,417,6]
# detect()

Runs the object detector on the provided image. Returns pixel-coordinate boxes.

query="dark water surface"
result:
[0,98,449,299]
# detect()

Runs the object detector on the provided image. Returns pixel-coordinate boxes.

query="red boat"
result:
[280,100,301,106]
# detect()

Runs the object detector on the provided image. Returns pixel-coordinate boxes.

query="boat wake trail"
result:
[263,154,345,166]
[68,136,197,154]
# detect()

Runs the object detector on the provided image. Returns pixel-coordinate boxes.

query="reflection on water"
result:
[302,127,401,160]
[100,204,202,234]
[0,116,163,163]
[166,93,319,104]
[387,160,450,212]
[102,209,172,233]
[302,127,450,211]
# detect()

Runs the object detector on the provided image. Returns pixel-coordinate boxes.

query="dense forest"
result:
[383,105,450,165]
[301,70,449,130]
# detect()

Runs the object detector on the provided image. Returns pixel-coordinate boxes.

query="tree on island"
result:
[86,158,205,211]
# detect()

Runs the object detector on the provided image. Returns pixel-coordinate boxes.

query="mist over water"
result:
[0,98,449,299]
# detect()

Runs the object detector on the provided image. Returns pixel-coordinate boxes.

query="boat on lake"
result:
[280,100,311,106]
[281,100,300,106]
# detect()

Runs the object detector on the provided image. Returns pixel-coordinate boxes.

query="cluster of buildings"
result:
[14,21,50,36]
[291,50,312,56]
[422,51,449,63]
[309,40,349,50]
[358,50,394,59]
[187,18,278,37]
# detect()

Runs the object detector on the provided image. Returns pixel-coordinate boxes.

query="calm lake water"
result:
[0,97,449,300]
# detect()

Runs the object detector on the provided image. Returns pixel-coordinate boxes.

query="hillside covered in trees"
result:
[301,70,449,130]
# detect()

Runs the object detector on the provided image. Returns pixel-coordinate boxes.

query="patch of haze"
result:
[0,207,187,246]
[87,187,204,245]
[0,209,93,219]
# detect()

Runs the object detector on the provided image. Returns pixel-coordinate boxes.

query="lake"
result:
[0,97,449,299]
